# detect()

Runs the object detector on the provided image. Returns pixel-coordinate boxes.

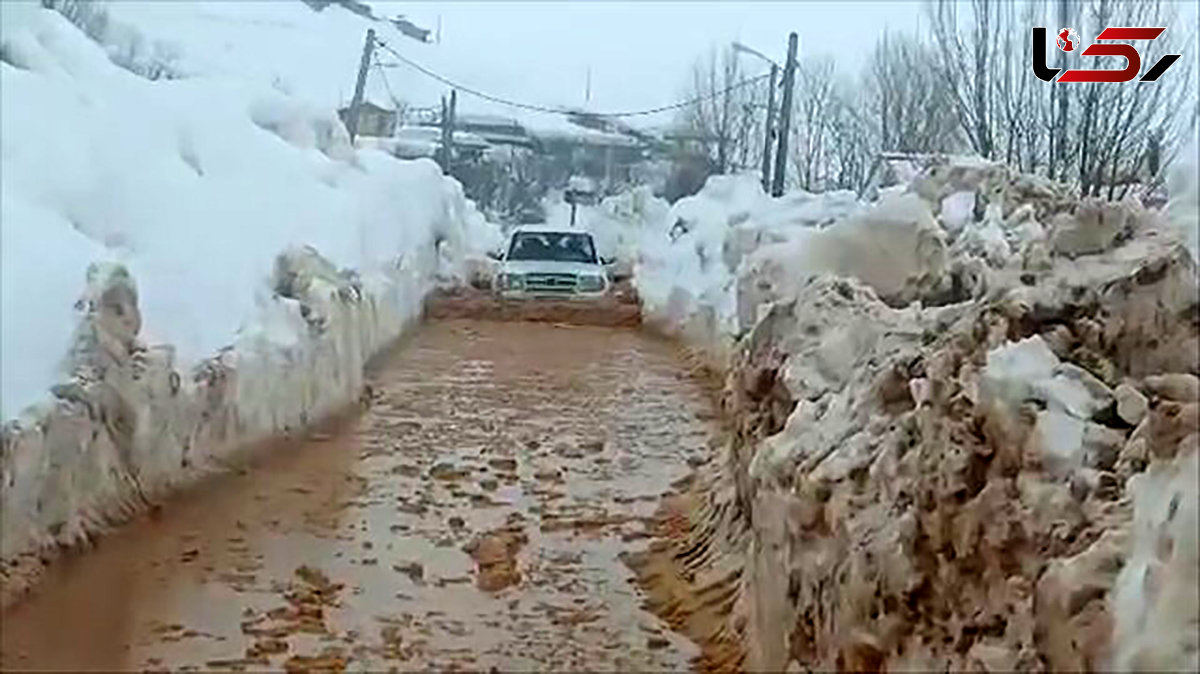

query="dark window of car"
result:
[507,232,597,264]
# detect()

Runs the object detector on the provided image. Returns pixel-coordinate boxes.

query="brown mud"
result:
[425,282,642,328]
[0,318,723,672]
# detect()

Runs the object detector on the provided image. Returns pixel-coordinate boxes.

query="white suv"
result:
[492,226,611,298]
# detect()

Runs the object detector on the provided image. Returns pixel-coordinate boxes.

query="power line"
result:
[373,38,769,118]
[372,57,402,108]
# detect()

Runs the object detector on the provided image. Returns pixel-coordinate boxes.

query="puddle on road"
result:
[0,319,720,671]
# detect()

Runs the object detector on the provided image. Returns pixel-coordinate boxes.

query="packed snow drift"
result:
[0,0,500,604]
[625,154,1198,670]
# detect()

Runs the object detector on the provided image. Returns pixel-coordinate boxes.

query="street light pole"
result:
[732,41,778,69]
[760,64,777,194]
[771,32,798,198]
[731,41,781,195]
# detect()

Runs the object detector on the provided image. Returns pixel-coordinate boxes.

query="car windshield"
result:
[507,231,597,264]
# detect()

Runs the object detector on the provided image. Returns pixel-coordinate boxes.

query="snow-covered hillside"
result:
[0,0,501,420]
[0,0,506,597]
[87,0,624,139]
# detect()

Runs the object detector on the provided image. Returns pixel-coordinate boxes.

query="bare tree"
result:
[1070,0,1195,197]
[782,57,878,194]
[790,57,838,190]
[678,46,763,176]
[677,0,1195,201]
[825,84,877,194]
[994,0,1050,172]
[926,0,1194,196]
[928,0,1001,158]
[866,30,960,154]
[1049,0,1074,181]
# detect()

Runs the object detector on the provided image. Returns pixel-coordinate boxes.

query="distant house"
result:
[530,123,652,193]
[453,115,538,151]
[393,125,492,162]
[338,100,397,138]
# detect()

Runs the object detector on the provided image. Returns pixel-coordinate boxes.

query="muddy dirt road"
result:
[0,319,721,672]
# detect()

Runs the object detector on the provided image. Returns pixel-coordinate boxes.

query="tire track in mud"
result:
[0,319,723,672]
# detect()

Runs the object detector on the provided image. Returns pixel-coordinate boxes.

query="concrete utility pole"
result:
[771,32,798,198]
[761,64,777,194]
[346,28,376,144]
[439,89,457,173]
[438,95,447,168]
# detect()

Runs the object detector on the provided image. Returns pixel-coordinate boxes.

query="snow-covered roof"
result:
[353,99,398,113]
[510,224,598,235]
[528,125,642,148]
[452,130,491,148]
[457,114,525,129]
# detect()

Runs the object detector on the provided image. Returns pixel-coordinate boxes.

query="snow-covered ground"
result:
[89,0,652,146]
[0,0,505,596]
[626,149,1199,357]
[618,138,1199,670]
[612,171,873,353]
[0,1,500,421]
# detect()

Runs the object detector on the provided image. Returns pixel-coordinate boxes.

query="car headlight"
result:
[577,274,605,292]
[497,272,524,290]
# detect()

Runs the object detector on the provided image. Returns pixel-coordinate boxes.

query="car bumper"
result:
[497,288,609,300]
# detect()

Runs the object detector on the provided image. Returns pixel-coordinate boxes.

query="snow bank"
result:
[589,186,671,265]
[632,172,925,351]
[630,151,1195,360]
[0,2,497,421]
[631,172,866,353]
[632,174,763,353]
[1,184,112,420]
[0,2,500,602]
[1168,140,1199,268]
[1111,443,1199,671]
[88,0,614,141]
[626,153,1198,668]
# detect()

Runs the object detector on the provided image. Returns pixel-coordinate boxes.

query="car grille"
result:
[523,273,578,293]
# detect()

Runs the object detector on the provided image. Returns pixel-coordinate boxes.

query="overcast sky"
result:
[371,1,1197,130]
[376,2,923,119]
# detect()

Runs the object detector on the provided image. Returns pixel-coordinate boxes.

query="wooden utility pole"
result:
[760,64,777,194]
[771,32,798,197]
[439,89,457,173]
[346,28,376,143]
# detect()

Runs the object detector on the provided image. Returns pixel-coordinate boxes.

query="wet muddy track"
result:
[0,319,722,672]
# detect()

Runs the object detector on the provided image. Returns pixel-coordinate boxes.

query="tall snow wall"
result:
[627,157,1199,670]
[0,1,501,605]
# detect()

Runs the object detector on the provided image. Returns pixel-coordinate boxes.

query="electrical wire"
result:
[372,57,403,108]
[373,38,770,118]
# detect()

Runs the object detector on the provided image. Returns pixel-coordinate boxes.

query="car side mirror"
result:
[599,256,614,265]
[486,250,502,261]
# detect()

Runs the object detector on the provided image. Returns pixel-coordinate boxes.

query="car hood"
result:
[501,260,605,276]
